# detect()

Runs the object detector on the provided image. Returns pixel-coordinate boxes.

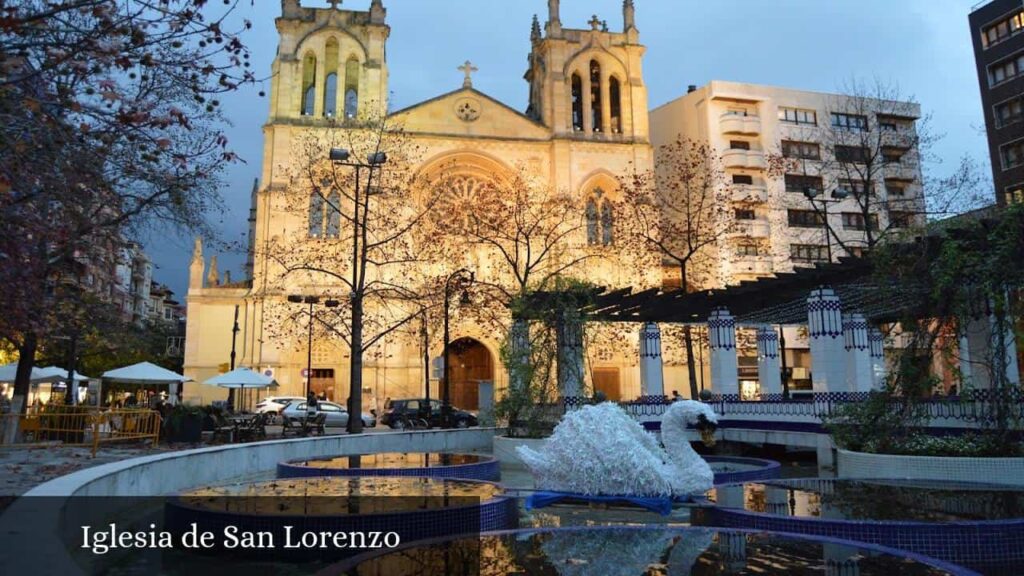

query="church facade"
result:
[183,0,662,407]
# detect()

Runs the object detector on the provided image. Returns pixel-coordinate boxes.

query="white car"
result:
[255,396,305,418]
[280,401,376,428]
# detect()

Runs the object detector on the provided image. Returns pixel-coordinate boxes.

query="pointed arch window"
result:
[325,189,341,238]
[323,38,339,117]
[309,191,325,237]
[586,187,614,246]
[571,73,583,132]
[344,57,360,119]
[590,60,603,133]
[609,76,622,134]
[301,53,317,116]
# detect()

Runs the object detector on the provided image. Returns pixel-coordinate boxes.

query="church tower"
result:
[270,0,390,121]
[525,0,649,142]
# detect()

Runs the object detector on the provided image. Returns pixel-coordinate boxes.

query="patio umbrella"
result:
[37,366,92,382]
[204,368,278,411]
[102,362,191,406]
[0,362,69,384]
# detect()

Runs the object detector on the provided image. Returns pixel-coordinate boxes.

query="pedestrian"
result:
[672,390,682,402]
[306,391,318,420]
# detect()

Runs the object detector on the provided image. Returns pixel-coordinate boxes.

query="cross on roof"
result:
[458,60,478,88]
[327,0,340,9]
[589,15,602,30]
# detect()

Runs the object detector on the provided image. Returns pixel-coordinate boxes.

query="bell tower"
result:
[525,0,648,142]
[270,0,390,122]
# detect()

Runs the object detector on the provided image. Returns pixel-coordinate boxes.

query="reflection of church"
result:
[182,0,659,406]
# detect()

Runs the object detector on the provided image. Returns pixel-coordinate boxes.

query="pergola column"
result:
[709,307,738,399]
[508,318,531,392]
[556,312,585,399]
[961,307,1021,389]
[843,313,872,393]
[869,328,886,389]
[807,287,845,394]
[756,325,782,399]
[638,322,664,397]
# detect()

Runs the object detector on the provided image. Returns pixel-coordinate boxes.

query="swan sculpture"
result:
[517,400,719,497]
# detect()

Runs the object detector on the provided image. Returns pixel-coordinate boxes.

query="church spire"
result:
[623,0,636,31]
[370,0,386,24]
[531,14,541,43]
[281,0,301,19]
[546,0,562,37]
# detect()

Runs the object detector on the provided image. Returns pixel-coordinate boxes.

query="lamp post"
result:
[328,147,387,435]
[288,295,340,398]
[442,269,474,428]
[802,187,849,262]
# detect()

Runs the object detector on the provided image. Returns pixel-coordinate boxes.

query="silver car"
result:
[281,401,376,428]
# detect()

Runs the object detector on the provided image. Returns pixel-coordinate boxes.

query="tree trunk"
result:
[2,334,37,444]
[347,296,364,434]
[680,262,700,399]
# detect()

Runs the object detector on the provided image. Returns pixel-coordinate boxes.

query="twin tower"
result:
[271,0,650,142]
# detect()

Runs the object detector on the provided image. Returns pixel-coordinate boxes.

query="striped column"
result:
[807,287,845,394]
[843,313,872,392]
[869,328,887,390]
[638,322,665,397]
[709,307,738,399]
[756,326,782,399]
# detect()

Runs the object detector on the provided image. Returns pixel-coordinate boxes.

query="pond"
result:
[277,452,500,481]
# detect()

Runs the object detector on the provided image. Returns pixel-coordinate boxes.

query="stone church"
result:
[183,0,668,408]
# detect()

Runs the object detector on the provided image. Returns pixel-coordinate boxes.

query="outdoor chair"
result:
[280,415,298,437]
[211,414,237,443]
[300,412,327,436]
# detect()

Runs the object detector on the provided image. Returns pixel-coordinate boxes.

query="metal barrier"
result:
[0,408,160,457]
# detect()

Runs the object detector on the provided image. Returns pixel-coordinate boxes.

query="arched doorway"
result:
[446,337,492,410]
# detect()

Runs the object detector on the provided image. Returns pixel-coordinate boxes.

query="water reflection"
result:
[333,528,959,576]
[293,452,482,469]
[708,479,1024,522]
[178,477,501,515]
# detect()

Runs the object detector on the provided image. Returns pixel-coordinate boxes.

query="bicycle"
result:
[392,413,430,430]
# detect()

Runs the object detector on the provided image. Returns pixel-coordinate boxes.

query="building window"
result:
[590,60,603,133]
[782,140,820,160]
[995,97,1024,128]
[308,191,325,237]
[838,178,872,198]
[735,208,756,220]
[831,113,868,132]
[301,53,317,116]
[778,107,817,125]
[323,38,339,117]
[886,182,907,197]
[889,211,912,228]
[1005,185,1024,204]
[882,147,906,164]
[737,244,760,256]
[784,174,823,193]
[847,247,865,258]
[835,145,870,163]
[878,115,913,132]
[571,73,583,132]
[610,76,623,134]
[732,174,754,185]
[325,190,341,238]
[982,10,1024,48]
[788,209,825,228]
[841,212,879,231]
[726,107,750,117]
[586,189,614,246]
[344,57,360,119]
[791,244,829,264]
[729,140,751,150]
[988,52,1024,86]
[1001,139,1024,169]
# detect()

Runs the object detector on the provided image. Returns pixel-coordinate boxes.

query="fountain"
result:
[278,452,500,481]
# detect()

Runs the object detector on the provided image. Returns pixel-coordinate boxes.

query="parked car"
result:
[255,396,305,420]
[381,398,478,429]
[280,401,376,428]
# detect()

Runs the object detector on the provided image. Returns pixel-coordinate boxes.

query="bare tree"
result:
[618,136,735,399]
[260,116,444,433]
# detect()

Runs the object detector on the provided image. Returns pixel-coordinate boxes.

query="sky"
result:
[145,0,990,298]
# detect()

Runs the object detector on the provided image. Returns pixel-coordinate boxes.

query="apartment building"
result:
[969,0,1024,206]
[650,80,926,287]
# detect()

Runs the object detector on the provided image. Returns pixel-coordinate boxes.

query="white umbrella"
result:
[102,362,189,384]
[37,366,92,382]
[203,367,277,389]
[0,362,67,384]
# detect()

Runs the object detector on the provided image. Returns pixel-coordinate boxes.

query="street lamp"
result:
[442,268,474,428]
[802,187,849,262]
[328,147,388,435]
[288,295,340,398]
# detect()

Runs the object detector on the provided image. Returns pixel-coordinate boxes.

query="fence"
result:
[0,408,161,457]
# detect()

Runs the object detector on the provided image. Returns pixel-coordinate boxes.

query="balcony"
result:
[734,256,774,275]
[731,185,768,203]
[722,149,766,170]
[884,163,918,182]
[720,113,761,135]
[728,219,771,239]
